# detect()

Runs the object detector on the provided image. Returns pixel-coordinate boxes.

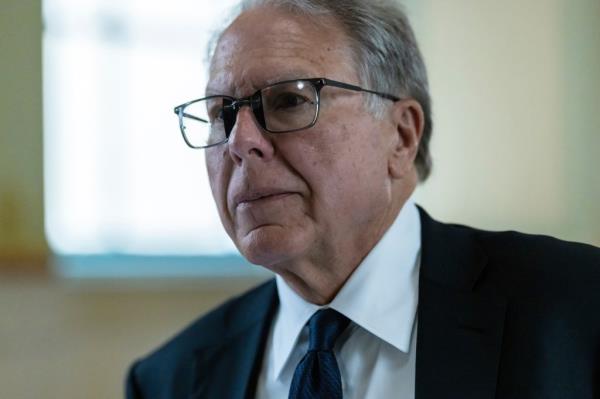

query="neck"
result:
[275,185,414,305]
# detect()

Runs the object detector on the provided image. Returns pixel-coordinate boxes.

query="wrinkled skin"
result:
[205,7,424,304]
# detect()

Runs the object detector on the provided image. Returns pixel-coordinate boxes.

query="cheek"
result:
[302,122,389,215]
[205,152,220,193]
[311,120,384,176]
[205,149,231,219]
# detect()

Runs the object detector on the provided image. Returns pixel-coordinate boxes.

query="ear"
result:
[387,99,425,179]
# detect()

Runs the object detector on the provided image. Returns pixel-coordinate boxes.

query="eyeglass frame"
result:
[173,77,402,149]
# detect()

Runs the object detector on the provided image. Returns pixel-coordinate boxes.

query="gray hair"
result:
[214,0,433,181]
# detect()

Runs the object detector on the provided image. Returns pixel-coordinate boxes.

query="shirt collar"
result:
[272,198,422,380]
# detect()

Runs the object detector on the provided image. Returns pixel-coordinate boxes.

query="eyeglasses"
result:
[173,77,401,149]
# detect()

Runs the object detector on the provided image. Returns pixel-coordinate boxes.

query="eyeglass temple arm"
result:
[174,107,209,124]
[322,78,401,102]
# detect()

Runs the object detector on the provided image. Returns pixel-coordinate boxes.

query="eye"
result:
[271,92,310,110]
[207,106,224,122]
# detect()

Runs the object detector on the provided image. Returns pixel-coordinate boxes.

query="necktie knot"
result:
[289,308,351,399]
[308,308,350,351]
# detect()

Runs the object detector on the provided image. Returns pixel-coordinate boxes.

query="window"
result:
[43,0,259,277]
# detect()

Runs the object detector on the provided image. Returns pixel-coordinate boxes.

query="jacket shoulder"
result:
[126,278,276,398]
[443,221,600,298]
[475,228,599,273]
[418,207,599,296]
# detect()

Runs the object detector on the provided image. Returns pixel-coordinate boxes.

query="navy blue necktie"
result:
[288,308,351,399]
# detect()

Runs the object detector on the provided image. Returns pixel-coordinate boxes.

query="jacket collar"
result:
[415,207,507,399]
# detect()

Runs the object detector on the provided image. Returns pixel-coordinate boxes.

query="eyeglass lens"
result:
[179,80,318,148]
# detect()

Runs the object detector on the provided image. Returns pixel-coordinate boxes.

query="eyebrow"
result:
[205,70,317,97]
[262,70,314,86]
[205,83,230,97]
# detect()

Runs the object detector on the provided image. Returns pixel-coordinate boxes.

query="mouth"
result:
[234,191,295,209]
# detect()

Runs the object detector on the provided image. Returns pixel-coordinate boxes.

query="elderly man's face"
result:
[206,7,402,272]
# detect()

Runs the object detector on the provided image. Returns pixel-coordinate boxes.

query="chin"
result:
[237,224,309,267]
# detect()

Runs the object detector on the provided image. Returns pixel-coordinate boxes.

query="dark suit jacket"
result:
[126,208,600,398]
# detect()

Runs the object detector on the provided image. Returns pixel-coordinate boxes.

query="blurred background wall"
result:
[0,0,46,266]
[409,0,600,245]
[0,0,598,398]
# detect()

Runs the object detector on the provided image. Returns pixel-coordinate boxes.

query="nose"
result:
[227,106,275,165]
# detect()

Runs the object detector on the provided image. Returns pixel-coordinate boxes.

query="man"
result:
[126,1,600,398]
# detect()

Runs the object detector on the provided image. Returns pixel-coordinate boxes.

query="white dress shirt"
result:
[255,199,422,399]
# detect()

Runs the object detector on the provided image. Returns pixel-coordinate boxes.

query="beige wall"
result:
[408,0,600,245]
[1,1,599,398]
[0,278,265,398]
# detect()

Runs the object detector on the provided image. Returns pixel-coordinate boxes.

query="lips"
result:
[232,190,296,209]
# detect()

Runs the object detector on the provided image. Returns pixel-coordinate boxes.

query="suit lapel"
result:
[415,208,507,399]
[189,280,278,399]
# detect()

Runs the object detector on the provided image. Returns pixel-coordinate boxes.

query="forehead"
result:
[207,6,357,96]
